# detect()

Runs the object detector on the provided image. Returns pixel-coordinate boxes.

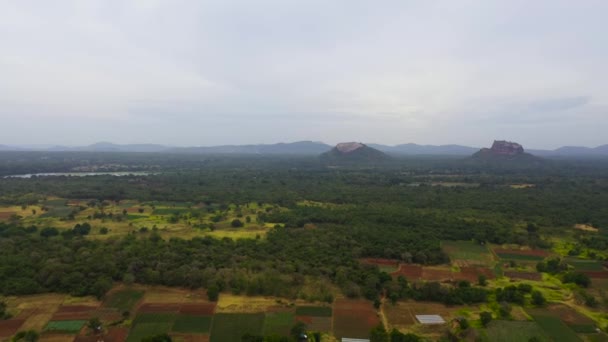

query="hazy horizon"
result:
[2,1,607,149]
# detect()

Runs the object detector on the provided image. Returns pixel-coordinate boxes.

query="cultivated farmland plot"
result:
[441,240,495,266]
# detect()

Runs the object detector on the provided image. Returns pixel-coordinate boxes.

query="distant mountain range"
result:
[1,141,607,157]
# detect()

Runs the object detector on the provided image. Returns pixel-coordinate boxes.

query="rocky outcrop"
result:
[320,142,390,164]
[488,140,524,155]
[472,140,543,164]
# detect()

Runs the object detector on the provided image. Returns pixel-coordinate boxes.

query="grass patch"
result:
[210,313,264,342]
[295,306,332,317]
[126,322,173,342]
[496,253,544,261]
[442,240,493,264]
[484,320,550,342]
[172,314,213,333]
[44,320,86,333]
[133,313,177,325]
[566,258,605,271]
[104,289,144,312]
[263,312,295,336]
[532,314,582,342]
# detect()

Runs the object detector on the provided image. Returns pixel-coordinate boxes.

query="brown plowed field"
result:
[106,328,129,342]
[57,306,98,313]
[504,271,542,281]
[0,319,25,338]
[458,267,495,282]
[383,303,416,329]
[309,317,332,332]
[170,334,210,342]
[296,316,313,324]
[51,311,93,321]
[391,264,422,279]
[583,271,608,279]
[421,268,453,281]
[179,303,216,315]
[0,212,16,219]
[333,299,380,340]
[493,248,550,257]
[360,258,400,267]
[138,303,182,313]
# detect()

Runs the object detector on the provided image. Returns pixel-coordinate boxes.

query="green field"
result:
[126,322,173,342]
[484,320,550,342]
[44,320,86,333]
[441,240,493,264]
[172,314,213,333]
[104,289,144,312]
[532,314,582,342]
[295,306,332,317]
[262,312,295,336]
[210,313,265,342]
[566,258,605,271]
[495,253,544,261]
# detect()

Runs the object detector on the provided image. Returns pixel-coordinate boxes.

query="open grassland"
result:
[441,240,494,266]
[8,199,281,241]
[141,286,209,304]
[209,313,264,342]
[484,320,550,342]
[216,294,285,313]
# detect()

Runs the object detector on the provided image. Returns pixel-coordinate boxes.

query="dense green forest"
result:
[0,152,607,302]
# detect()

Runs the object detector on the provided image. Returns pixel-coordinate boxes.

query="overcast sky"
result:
[1,1,607,148]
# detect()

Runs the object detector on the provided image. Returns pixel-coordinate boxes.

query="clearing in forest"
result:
[216,294,283,313]
[441,241,494,266]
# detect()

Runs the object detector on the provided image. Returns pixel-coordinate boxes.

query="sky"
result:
[1,0,607,149]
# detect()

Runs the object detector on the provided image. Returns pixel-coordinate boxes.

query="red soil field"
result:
[421,268,453,282]
[493,248,550,257]
[93,308,123,322]
[52,311,93,321]
[504,271,542,281]
[391,264,423,279]
[106,328,129,342]
[296,316,313,324]
[57,305,98,313]
[333,299,380,339]
[138,303,182,313]
[170,334,210,342]
[0,212,16,219]
[457,267,496,282]
[583,271,608,279]
[179,303,216,315]
[0,319,25,338]
[360,258,400,267]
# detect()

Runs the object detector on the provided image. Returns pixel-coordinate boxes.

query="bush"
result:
[231,219,244,228]
[531,290,546,306]
[480,311,492,327]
